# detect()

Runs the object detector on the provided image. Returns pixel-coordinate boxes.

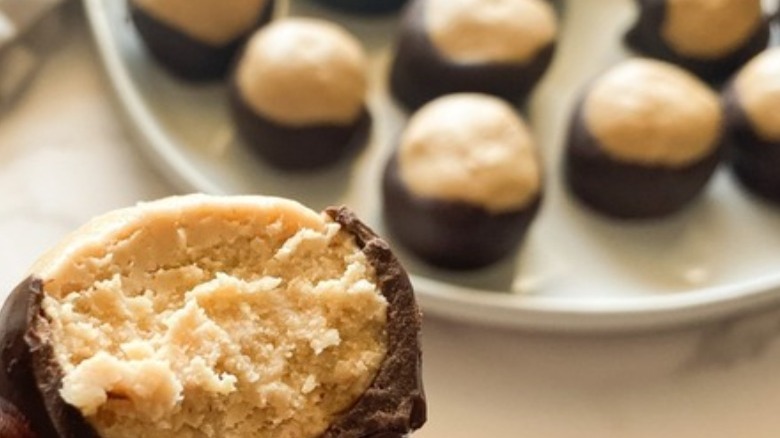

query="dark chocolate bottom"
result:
[723,85,780,205]
[382,155,541,270]
[322,207,426,437]
[564,103,723,220]
[311,0,409,15]
[229,85,371,171]
[0,277,98,438]
[389,0,556,111]
[0,394,35,438]
[130,0,275,82]
[624,0,770,85]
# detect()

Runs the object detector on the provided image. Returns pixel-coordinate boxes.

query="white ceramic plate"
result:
[84,0,780,332]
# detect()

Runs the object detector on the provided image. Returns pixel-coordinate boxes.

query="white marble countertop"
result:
[2,7,780,438]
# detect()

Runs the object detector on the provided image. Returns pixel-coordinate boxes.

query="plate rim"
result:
[83,0,780,333]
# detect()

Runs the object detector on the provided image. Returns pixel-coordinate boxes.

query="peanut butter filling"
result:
[734,48,780,142]
[236,19,368,127]
[399,94,541,213]
[132,0,268,46]
[661,0,762,59]
[584,59,722,167]
[425,0,557,64]
[33,195,388,438]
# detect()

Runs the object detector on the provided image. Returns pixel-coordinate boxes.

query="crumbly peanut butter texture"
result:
[132,0,268,46]
[661,0,762,59]
[584,59,722,167]
[31,195,388,438]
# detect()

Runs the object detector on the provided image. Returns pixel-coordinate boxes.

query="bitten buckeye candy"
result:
[723,48,780,204]
[130,0,275,81]
[0,195,426,438]
[565,59,724,220]
[624,0,769,83]
[230,19,371,170]
[389,0,558,111]
[383,94,543,270]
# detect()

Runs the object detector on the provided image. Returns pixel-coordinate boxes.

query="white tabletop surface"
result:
[2,6,780,438]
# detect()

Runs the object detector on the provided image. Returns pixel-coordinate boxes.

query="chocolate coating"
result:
[389,0,556,111]
[0,207,425,438]
[0,277,100,438]
[311,0,409,15]
[0,396,35,438]
[383,155,541,270]
[229,84,371,170]
[0,277,61,438]
[323,207,426,437]
[723,84,780,204]
[564,102,723,219]
[130,0,275,82]
[624,0,770,84]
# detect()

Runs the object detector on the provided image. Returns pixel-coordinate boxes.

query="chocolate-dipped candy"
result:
[723,48,780,204]
[230,19,371,170]
[624,0,770,84]
[564,59,724,220]
[383,94,543,270]
[312,0,408,15]
[389,0,558,111]
[130,0,275,81]
[0,195,426,438]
